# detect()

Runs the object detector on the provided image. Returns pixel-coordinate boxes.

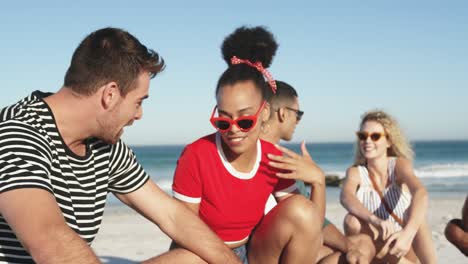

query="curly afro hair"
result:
[221,26,278,68]
[215,26,279,100]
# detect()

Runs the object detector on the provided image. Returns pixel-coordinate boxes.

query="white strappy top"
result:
[356,158,412,230]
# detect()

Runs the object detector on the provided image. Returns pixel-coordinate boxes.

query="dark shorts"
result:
[232,244,249,264]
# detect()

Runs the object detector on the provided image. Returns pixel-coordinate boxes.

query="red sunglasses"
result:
[356,131,386,142]
[210,101,266,132]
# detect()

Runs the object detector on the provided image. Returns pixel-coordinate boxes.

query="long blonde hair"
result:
[353,110,414,166]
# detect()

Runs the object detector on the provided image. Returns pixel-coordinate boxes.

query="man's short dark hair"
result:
[64,27,165,96]
[269,80,298,108]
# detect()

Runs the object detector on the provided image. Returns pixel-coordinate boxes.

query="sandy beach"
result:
[92,196,467,263]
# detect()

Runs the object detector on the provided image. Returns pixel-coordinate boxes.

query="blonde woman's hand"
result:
[369,215,396,240]
[267,141,325,186]
[385,229,415,259]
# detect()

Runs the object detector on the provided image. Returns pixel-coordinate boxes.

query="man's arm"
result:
[115,180,240,264]
[322,223,349,253]
[0,188,100,264]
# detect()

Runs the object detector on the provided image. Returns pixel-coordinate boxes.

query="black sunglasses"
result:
[284,107,304,121]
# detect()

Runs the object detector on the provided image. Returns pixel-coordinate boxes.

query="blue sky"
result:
[1,1,467,145]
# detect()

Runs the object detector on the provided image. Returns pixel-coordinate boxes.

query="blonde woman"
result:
[340,110,437,263]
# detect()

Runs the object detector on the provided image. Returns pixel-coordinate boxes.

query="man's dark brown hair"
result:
[64,27,165,96]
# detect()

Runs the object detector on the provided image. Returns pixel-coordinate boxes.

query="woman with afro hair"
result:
[172,26,325,263]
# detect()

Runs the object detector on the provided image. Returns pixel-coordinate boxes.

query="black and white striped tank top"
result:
[356,157,411,230]
[0,91,149,263]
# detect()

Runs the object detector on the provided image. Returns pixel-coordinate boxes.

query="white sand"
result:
[92,197,467,263]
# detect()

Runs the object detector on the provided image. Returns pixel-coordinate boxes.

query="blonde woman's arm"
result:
[341,167,378,222]
[395,158,428,239]
[382,158,428,259]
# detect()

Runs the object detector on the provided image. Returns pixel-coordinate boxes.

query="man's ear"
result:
[262,103,271,122]
[100,82,121,110]
[277,107,286,123]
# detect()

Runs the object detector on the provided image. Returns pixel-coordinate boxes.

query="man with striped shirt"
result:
[0,28,240,264]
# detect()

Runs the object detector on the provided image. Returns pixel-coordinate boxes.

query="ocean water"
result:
[107,140,468,205]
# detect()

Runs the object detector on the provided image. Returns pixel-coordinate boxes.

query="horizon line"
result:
[129,138,468,147]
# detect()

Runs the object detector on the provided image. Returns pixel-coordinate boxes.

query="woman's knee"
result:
[280,195,321,234]
[344,213,361,235]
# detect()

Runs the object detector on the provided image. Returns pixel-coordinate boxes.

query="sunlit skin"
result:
[215,80,269,171]
[281,97,300,141]
[98,72,150,144]
[42,71,150,156]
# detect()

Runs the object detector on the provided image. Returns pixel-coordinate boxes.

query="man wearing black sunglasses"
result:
[261,80,375,263]
[285,106,304,122]
[262,80,304,143]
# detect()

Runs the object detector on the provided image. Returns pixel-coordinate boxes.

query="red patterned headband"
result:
[230,56,277,94]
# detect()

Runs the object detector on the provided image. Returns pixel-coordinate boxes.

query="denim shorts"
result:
[232,244,249,264]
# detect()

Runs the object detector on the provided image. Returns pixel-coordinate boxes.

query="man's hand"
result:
[117,180,241,264]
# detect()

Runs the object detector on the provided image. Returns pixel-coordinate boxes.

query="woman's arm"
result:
[341,167,377,223]
[394,158,428,237]
[381,158,430,259]
[268,142,325,221]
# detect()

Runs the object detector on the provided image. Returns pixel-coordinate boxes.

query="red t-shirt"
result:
[172,133,296,243]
